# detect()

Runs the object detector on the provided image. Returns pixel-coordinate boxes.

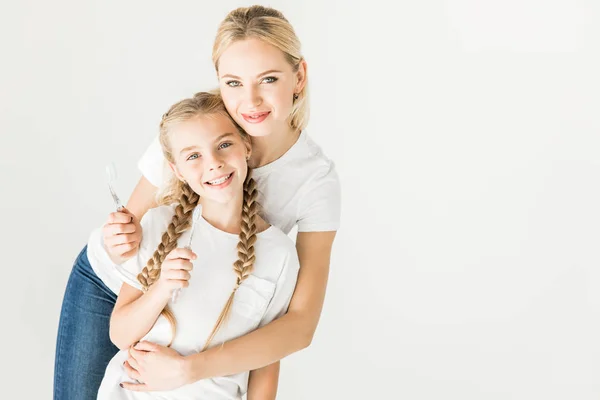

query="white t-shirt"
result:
[97,204,300,400]
[87,130,341,294]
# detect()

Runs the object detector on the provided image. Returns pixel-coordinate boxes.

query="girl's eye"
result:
[225,80,241,87]
[187,153,200,161]
[218,142,232,150]
[262,76,278,84]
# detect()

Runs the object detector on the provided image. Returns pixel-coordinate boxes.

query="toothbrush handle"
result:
[171,288,181,303]
[108,183,124,211]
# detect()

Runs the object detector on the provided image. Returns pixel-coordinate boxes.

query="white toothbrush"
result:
[105,162,124,211]
[172,205,201,303]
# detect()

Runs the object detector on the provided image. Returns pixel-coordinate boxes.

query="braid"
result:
[201,173,258,351]
[136,182,199,346]
[234,176,259,285]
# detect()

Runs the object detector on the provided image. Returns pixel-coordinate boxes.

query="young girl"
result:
[97,91,299,400]
[54,5,340,397]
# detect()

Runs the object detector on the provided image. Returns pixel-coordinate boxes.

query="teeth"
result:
[208,173,231,185]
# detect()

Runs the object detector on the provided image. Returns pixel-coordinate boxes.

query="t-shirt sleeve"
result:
[138,136,166,188]
[116,206,174,291]
[258,249,300,328]
[296,161,342,232]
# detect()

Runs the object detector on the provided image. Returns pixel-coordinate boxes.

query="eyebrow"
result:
[220,69,283,80]
[179,132,236,155]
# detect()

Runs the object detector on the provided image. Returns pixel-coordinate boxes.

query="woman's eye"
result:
[225,80,241,87]
[187,153,200,161]
[262,76,278,84]
[218,142,232,150]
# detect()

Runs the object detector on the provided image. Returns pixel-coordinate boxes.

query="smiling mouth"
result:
[241,111,271,124]
[205,172,233,186]
[243,112,270,119]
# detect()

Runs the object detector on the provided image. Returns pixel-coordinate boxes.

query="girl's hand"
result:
[152,248,196,300]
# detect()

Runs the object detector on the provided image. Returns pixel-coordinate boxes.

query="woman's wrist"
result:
[184,351,208,384]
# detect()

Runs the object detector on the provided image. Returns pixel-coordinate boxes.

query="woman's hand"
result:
[120,341,192,392]
[102,208,142,264]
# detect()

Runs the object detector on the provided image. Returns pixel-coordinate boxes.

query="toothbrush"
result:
[172,205,201,303]
[105,162,124,211]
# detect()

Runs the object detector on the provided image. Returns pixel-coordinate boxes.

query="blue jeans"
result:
[54,246,119,400]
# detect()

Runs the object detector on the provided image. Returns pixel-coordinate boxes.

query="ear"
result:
[168,162,186,182]
[294,59,308,94]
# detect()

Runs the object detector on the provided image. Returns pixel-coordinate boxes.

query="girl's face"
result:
[168,114,250,205]
[217,38,306,137]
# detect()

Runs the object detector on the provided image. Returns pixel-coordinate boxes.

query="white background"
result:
[1,0,599,398]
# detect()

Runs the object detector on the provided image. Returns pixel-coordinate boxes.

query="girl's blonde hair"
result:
[213,5,309,132]
[137,91,259,350]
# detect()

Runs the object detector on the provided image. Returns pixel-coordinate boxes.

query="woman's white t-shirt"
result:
[97,204,300,400]
[87,130,341,294]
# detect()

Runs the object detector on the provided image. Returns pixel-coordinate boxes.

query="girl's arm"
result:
[247,362,280,400]
[110,239,194,350]
[110,283,168,350]
[183,230,336,381]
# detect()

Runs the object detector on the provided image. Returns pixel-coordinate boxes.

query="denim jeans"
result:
[53,246,119,400]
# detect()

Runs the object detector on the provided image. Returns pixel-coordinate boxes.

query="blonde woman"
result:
[96,91,298,400]
[54,6,340,398]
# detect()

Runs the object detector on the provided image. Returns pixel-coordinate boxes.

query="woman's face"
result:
[168,114,250,205]
[217,38,306,137]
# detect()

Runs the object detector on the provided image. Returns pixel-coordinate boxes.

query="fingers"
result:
[162,258,194,272]
[129,347,148,361]
[120,382,149,392]
[163,279,190,290]
[107,210,135,224]
[127,357,141,372]
[104,222,137,236]
[123,360,141,381]
[103,232,140,247]
[162,269,191,281]
[124,359,141,375]
[166,248,197,262]
[133,341,158,352]
[121,246,140,259]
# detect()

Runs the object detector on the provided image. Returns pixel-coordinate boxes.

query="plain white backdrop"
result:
[1,0,600,398]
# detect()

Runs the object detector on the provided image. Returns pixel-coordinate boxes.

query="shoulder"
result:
[285,133,340,184]
[140,204,178,232]
[297,135,340,196]
[255,227,299,269]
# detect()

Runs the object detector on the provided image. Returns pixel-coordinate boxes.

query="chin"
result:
[242,126,272,137]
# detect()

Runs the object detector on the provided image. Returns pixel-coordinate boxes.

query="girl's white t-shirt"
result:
[87,130,341,294]
[97,204,300,400]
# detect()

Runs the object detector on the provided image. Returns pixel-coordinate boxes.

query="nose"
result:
[243,85,262,108]
[206,152,224,171]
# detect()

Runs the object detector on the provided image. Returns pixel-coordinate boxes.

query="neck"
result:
[200,194,244,235]
[249,124,300,168]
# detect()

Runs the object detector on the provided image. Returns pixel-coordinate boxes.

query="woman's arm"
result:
[120,231,336,391]
[110,283,168,350]
[184,230,336,380]
[126,176,159,220]
[247,362,280,400]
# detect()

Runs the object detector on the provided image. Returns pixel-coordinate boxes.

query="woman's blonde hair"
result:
[213,5,309,132]
[137,91,259,349]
